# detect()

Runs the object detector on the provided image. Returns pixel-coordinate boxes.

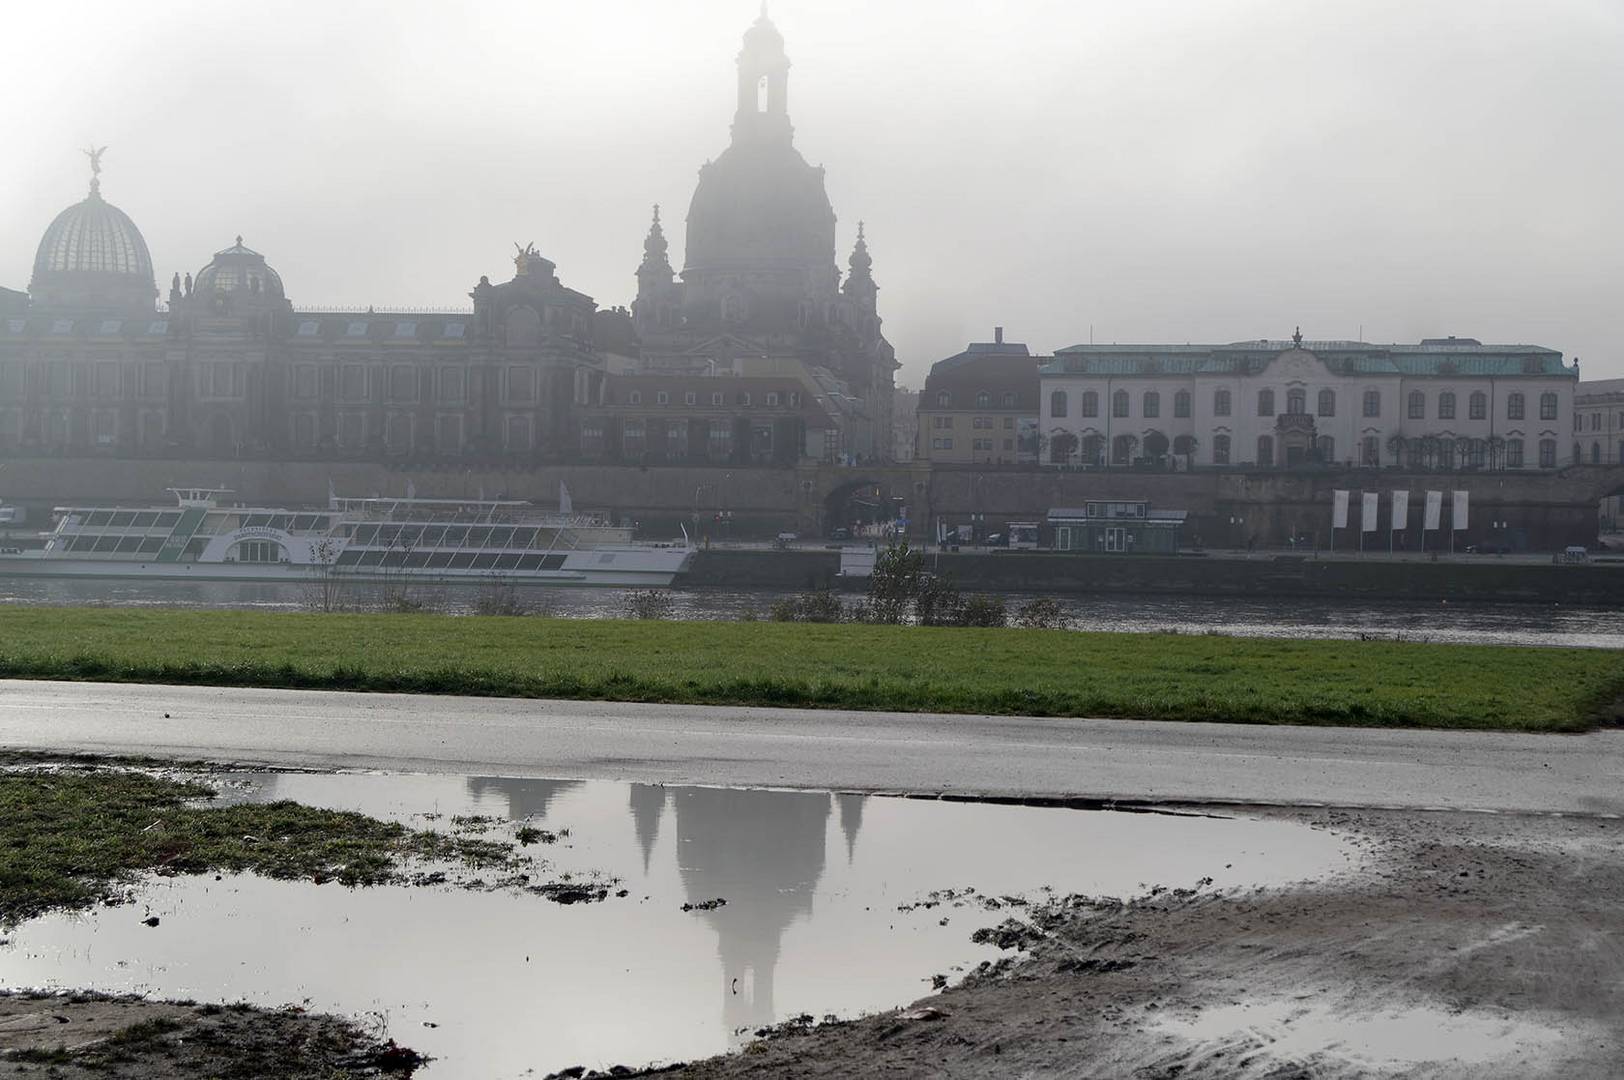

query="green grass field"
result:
[0,607,1618,732]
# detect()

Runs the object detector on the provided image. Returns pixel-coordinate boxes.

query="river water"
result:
[0,576,1619,649]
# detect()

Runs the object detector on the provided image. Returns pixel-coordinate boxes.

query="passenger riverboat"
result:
[0,488,695,587]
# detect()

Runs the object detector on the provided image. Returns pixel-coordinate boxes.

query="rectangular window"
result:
[96,362,119,397]
[1539,394,1557,421]
[436,413,463,452]
[711,392,723,407]
[1506,440,1524,468]
[293,365,318,400]
[389,366,417,403]
[439,367,465,405]
[340,366,366,402]
[1538,439,1555,467]
[508,366,536,404]
[685,391,697,406]
[339,412,365,449]
[708,419,733,460]
[1363,390,1380,417]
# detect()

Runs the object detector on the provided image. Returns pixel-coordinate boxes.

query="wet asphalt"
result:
[0,679,1619,816]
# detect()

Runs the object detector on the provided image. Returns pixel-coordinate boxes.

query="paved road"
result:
[0,679,1619,815]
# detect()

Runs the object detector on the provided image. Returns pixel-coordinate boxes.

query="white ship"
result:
[0,487,695,587]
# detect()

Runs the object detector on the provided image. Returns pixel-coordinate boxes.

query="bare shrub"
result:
[623,589,675,620]
[1014,598,1070,630]
[769,591,846,623]
[955,595,1008,628]
[473,578,529,617]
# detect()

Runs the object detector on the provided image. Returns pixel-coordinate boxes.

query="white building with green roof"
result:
[1037,334,1578,472]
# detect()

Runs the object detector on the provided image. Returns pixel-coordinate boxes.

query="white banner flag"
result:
[1332,490,1350,529]
[1390,490,1409,531]
[1424,490,1443,531]
[1361,492,1379,531]
[1452,490,1469,530]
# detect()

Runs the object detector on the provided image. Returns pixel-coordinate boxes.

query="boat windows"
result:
[380,550,407,567]
[447,553,476,569]
[542,554,566,570]
[184,539,209,559]
[426,552,454,568]
[108,512,136,527]
[403,552,431,568]
[512,528,538,549]
[486,528,514,548]
[138,537,164,554]
[466,528,491,547]
[233,540,284,564]
[353,525,380,545]
[84,512,112,526]
[155,513,181,529]
[131,513,158,528]
[494,554,522,570]
[116,537,143,554]
[441,527,469,547]
[470,554,499,570]
[336,550,363,566]
[93,536,121,553]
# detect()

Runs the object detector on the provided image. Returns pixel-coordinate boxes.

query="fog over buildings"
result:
[3,0,1622,386]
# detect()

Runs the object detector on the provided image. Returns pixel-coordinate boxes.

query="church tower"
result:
[632,12,897,460]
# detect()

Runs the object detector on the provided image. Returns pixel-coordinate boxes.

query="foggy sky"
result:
[4,0,1621,385]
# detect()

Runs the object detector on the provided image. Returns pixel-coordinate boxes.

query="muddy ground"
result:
[1,800,1619,1078]
[660,805,1622,1080]
[0,991,423,1078]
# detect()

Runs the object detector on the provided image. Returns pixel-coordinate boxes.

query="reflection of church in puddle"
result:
[630,784,865,1039]
[465,777,583,821]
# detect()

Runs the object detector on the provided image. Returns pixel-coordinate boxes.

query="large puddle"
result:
[0,773,1356,1077]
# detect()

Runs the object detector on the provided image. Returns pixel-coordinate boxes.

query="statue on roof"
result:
[83,144,108,194]
[1292,326,1303,348]
[513,241,541,277]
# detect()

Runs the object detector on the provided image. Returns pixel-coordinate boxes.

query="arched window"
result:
[1112,389,1130,418]
[1111,433,1136,464]
[1081,433,1103,465]
[1507,392,1525,420]
[936,391,950,408]
[1438,391,1456,420]
[1050,390,1068,418]
[1362,435,1379,466]
[1506,438,1524,468]
[1002,391,1015,407]
[1316,435,1335,462]
[1437,439,1455,470]
[1286,388,1306,415]
[1143,391,1160,418]
[1469,391,1486,420]
[1317,389,1335,417]
[1540,393,1558,421]
[1538,439,1556,468]
[1257,389,1275,417]
[1256,434,1274,466]
[976,391,991,408]
[1363,389,1381,417]
[1212,433,1231,465]
[1214,389,1232,417]
[1081,390,1099,417]
[1593,442,1603,464]
[1408,391,1425,419]
[1174,390,1191,418]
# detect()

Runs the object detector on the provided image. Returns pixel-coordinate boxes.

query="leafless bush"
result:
[769,591,846,623]
[622,589,675,620]
[1014,598,1070,630]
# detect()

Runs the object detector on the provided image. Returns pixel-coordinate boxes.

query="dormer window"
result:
[937,391,950,408]
[629,390,642,405]
[766,391,780,407]
[657,391,669,405]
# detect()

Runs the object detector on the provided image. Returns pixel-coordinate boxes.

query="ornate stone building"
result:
[1,15,896,467]
[631,12,897,461]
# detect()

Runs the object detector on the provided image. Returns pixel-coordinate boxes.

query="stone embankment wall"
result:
[1,456,1619,551]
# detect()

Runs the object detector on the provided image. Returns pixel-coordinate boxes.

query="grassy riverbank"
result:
[0,607,1618,731]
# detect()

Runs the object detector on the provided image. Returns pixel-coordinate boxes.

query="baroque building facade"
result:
[1,14,895,466]
[1037,333,1579,472]
[630,12,897,462]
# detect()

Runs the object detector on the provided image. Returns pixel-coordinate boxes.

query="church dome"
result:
[684,140,836,275]
[194,237,284,300]
[29,180,156,313]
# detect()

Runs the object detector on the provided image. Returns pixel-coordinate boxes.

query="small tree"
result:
[865,542,926,623]
[1049,430,1079,466]
[304,536,347,613]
